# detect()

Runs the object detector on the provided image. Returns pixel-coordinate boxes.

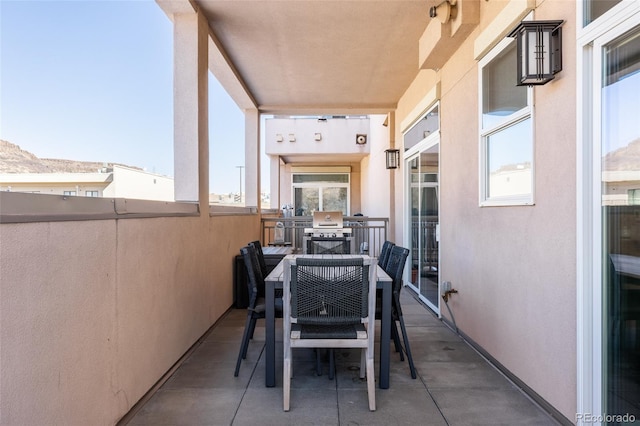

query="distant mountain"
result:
[603,138,640,171]
[0,140,142,173]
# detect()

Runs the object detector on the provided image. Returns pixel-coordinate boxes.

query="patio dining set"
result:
[234,238,416,412]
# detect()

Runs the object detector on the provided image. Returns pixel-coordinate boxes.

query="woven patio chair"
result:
[378,240,395,269]
[282,257,377,411]
[248,240,268,278]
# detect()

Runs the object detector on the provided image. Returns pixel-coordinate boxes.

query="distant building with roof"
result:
[0,164,174,201]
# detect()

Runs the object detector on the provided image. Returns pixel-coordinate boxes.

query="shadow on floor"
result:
[123,291,561,426]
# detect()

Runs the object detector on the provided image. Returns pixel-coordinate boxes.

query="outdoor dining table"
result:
[264,254,393,389]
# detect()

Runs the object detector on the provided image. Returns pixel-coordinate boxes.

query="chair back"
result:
[249,240,268,278]
[282,256,378,411]
[240,245,265,307]
[384,245,409,295]
[378,241,395,269]
[289,257,370,326]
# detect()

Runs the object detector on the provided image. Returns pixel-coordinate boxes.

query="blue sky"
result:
[1,0,250,194]
[603,70,640,155]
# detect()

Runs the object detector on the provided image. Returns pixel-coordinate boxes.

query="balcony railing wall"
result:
[0,200,258,425]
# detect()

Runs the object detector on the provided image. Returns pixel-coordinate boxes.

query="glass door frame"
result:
[578,3,640,418]
[404,132,441,314]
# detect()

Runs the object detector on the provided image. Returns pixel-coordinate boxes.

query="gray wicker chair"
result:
[283,257,377,411]
[378,240,395,269]
[249,240,268,277]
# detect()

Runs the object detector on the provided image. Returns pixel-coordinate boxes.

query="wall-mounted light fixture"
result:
[314,133,322,141]
[429,0,457,24]
[507,20,563,86]
[356,134,367,145]
[288,133,296,142]
[276,134,283,142]
[385,149,400,169]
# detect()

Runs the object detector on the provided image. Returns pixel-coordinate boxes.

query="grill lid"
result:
[312,211,343,229]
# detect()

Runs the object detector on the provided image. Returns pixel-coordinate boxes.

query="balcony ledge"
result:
[0,192,199,223]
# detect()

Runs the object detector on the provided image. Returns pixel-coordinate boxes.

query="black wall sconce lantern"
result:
[385,149,400,169]
[508,20,563,86]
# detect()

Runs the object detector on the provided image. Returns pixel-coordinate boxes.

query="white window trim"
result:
[404,130,441,160]
[478,37,535,207]
[403,102,441,155]
[291,173,351,214]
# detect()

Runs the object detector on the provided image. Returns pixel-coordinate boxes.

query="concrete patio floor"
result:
[122,291,561,426]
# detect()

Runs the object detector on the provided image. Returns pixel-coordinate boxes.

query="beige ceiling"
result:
[188,0,432,115]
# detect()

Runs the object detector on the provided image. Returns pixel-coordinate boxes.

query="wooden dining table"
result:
[264,254,393,389]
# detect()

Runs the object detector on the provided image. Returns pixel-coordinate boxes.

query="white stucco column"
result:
[173,11,208,205]
[270,156,281,209]
[244,109,260,208]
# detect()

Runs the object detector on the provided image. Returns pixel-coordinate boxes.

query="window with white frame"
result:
[583,0,622,26]
[85,191,99,197]
[479,38,534,206]
[292,173,350,215]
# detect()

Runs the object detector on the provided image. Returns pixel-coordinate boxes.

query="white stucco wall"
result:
[394,0,576,420]
[360,114,393,219]
[0,213,258,425]
[103,165,174,201]
[265,115,392,219]
[265,116,371,157]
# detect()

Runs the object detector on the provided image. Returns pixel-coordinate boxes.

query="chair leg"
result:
[391,320,404,360]
[366,352,376,411]
[398,315,417,379]
[328,349,335,380]
[316,349,323,376]
[283,357,291,411]
[248,316,257,340]
[242,316,258,359]
[359,349,366,379]
[234,314,253,377]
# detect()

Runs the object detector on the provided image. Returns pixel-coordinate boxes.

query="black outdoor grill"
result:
[303,211,352,254]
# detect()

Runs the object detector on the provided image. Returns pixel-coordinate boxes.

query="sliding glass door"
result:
[599,24,640,419]
[405,105,440,313]
[406,138,440,313]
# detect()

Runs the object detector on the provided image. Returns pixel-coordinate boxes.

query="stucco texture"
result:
[394,0,577,420]
[0,214,258,425]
